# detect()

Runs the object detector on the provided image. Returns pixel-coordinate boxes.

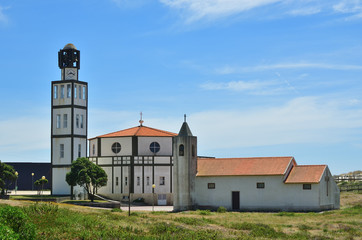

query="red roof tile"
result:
[92,125,177,139]
[285,165,326,183]
[197,157,295,176]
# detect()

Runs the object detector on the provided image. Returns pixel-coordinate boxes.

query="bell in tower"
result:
[58,43,80,80]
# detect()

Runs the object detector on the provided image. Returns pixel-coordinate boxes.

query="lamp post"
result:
[14,171,18,194]
[31,173,34,191]
[152,184,156,212]
[41,176,46,196]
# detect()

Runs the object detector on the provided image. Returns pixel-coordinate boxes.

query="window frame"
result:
[256,182,265,189]
[60,144,64,158]
[56,114,61,129]
[111,142,121,154]
[208,183,215,189]
[303,184,312,190]
[63,114,68,128]
[150,142,160,153]
[159,176,165,186]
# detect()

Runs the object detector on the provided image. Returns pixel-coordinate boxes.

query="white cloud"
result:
[159,0,282,23]
[215,62,362,74]
[287,7,321,16]
[0,6,9,24]
[333,0,362,20]
[201,80,286,94]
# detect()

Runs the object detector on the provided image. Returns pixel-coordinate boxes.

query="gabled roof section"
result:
[197,157,295,177]
[178,122,193,137]
[285,165,326,184]
[92,125,177,139]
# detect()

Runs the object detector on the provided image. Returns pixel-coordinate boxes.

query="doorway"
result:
[232,191,240,210]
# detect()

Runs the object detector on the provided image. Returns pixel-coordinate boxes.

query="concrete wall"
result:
[318,167,340,209]
[138,137,173,156]
[195,175,323,211]
[100,137,133,156]
[52,167,71,195]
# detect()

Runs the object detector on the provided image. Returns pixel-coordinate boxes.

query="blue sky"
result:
[0,0,361,175]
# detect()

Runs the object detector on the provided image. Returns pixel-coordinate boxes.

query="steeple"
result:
[178,114,193,136]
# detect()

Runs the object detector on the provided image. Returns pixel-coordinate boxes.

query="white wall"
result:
[89,139,98,157]
[52,109,71,135]
[52,138,71,165]
[52,167,71,195]
[138,137,173,156]
[73,108,87,136]
[100,137,132,156]
[195,175,321,211]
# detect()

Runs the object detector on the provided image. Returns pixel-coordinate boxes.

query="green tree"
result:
[0,161,18,196]
[66,157,108,202]
[34,177,48,195]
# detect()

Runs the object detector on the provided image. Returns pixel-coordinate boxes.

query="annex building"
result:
[51,44,340,211]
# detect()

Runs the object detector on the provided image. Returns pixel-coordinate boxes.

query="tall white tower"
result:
[173,116,197,211]
[51,43,88,195]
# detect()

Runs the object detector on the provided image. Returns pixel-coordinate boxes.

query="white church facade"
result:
[51,44,340,211]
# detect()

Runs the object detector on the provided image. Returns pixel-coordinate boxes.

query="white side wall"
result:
[52,167,71,195]
[100,137,132,156]
[195,175,321,211]
[52,138,72,165]
[138,137,173,156]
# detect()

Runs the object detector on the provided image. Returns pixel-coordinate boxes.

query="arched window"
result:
[192,145,195,157]
[149,142,160,153]
[179,144,184,156]
[111,142,121,154]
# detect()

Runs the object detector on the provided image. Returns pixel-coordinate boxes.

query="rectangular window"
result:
[80,115,84,129]
[79,86,82,99]
[257,182,265,189]
[303,184,312,190]
[116,177,119,186]
[125,177,128,186]
[146,176,150,186]
[208,183,215,189]
[78,144,81,158]
[56,114,61,128]
[137,177,140,186]
[63,114,68,128]
[74,85,77,99]
[67,84,71,98]
[76,114,79,128]
[54,85,58,99]
[60,85,64,99]
[92,144,95,155]
[160,176,165,186]
[82,86,86,100]
[60,144,64,158]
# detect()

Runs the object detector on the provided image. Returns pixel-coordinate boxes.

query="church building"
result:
[51,44,340,211]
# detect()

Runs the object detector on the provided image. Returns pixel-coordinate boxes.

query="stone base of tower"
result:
[52,167,71,195]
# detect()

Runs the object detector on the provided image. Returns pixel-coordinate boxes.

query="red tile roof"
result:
[284,165,326,183]
[197,157,295,176]
[91,125,177,139]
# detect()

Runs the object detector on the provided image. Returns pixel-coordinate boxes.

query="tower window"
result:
[80,115,84,129]
[82,86,86,100]
[125,177,128,186]
[63,114,68,128]
[78,86,82,99]
[150,142,160,153]
[137,177,140,186]
[60,85,64,99]
[116,177,119,186]
[60,144,64,158]
[146,176,150,186]
[92,144,95,155]
[54,85,58,99]
[179,144,184,156]
[76,115,79,128]
[74,85,77,99]
[111,142,121,154]
[192,145,195,157]
[67,84,71,98]
[78,144,81,158]
[303,184,312,190]
[160,176,165,185]
[56,114,61,129]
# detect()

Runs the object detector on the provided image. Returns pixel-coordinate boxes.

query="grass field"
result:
[0,192,361,239]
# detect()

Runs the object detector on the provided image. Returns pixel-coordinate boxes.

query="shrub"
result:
[0,223,19,240]
[276,211,295,217]
[197,209,211,215]
[25,202,59,215]
[111,208,123,213]
[0,205,36,240]
[217,206,227,213]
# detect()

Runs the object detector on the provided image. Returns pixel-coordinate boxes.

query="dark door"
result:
[232,191,240,210]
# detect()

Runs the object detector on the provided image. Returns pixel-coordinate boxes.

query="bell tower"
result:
[173,115,197,211]
[51,43,88,195]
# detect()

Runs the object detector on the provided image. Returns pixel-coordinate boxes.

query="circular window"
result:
[111,142,121,154]
[149,142,160,153]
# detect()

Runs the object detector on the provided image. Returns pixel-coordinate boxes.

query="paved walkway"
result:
[8,190,51,195]
[120,205,174,212]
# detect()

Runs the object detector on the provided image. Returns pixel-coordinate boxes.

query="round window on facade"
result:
[111,142,121,154]
[149,142,160,153]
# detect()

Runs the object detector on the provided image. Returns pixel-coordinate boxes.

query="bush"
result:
[197,209,211,215]
[276,211,295,216]
[25,202,59,215]
[111,208,123,213]
[0,205,36,240]
[0,223,19,240]
[217,206,227,213]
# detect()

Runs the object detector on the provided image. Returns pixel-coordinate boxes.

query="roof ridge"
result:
[198,156,294,160]
[295,165,327,167]
[140,125,177,135]
[95,125,139,138]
